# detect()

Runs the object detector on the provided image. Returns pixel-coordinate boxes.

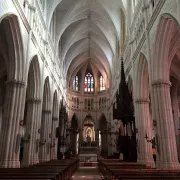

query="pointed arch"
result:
[52,90,58,118]
[0,14,24,81]
[71,113,78,129]
[42,77,51,111]
[84,72,94,92]
[127,75,133,95]
[27,55,41,99]
[152,14,180,82]
[134,53,149,100]
[98,113,107,130]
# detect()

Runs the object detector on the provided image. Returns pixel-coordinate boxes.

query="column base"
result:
[39,158,48,163]
[0,160,20,168]
[21,154,40,167]
[137,159,155,168]
[30,158,39,165]
[156,161,180,169]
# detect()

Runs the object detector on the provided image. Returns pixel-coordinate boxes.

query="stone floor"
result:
[72,167,102,179]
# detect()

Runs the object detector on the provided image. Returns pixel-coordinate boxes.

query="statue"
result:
[86,129,91,142]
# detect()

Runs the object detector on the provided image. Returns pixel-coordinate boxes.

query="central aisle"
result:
[72,166,102,179]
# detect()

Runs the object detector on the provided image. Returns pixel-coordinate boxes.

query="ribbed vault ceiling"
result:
[47,0,126,78]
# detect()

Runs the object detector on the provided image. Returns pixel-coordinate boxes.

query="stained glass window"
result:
[84,73,94,92]
[100,75,105,91]
[73,76,79,91]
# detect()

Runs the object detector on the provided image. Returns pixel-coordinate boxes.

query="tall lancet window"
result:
[73,75,79,91]
[84,73,94,92]
[100,75,105,91]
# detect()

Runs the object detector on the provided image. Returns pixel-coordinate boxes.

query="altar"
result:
[79,116,98,162]
[78,142,98,162]
[79,153,97,162]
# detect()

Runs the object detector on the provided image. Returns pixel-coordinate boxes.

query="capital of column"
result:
[52,117,58,121]
[152,80,171,87]
[135,98,149,104]
[42,109,51,114]
[6,80,25,87]
[26,98,41,104]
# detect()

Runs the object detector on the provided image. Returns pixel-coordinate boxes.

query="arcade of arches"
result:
[0,0,180,174]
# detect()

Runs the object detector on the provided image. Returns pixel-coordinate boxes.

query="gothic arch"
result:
[70,113,79,154]
[42,77,51,111]
[71,113,78,128]
[127,75,133,95]
[20,56,42,166]
[133,52,155,167]
[0,14,24,81]
[83,114,95,125]
[98,113,108,157]
[98,113,107,130]
[39,76,52,162]
[152,14,180,82]
[27,55,41,99]
[71,114,78,128]
[134,53,149,100]
[52,90,58,119]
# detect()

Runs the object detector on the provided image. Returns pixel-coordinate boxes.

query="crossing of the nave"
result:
[0,0,180,179]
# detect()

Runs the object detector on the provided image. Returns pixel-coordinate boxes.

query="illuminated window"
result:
[84,73,94,92]
[73,76,79,91]
[100,75,105,91]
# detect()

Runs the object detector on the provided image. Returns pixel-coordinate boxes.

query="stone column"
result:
[39,109,51,162]
[21,98,41,166]
[152,81,180,169]
[134,99,155,167]
[0,80,25,168]
[50,116,58,160]
[32,98,42,164]
[171,85,180,161]
[66,121,71,152]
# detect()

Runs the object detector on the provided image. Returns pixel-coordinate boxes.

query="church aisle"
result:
[72,166,102,179]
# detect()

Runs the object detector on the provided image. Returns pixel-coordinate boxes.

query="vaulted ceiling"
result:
[46,0,126,80]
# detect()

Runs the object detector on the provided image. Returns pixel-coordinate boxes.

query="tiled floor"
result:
[72,167,102,179]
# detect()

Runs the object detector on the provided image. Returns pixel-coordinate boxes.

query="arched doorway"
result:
[99,114,108,157]
[70,114,78,155]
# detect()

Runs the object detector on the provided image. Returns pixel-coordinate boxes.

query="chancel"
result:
[0,0,180,179]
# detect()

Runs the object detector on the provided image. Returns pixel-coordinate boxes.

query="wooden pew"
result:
[0,158,79,180]
[98,159,180,180]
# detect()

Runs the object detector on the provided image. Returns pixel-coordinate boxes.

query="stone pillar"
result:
[21,98,41,166]
[152,81,180,169]
[66,121,71,152]
[32,98,42,164]
[0,80,25,168]
[171,85,180,161]
[39,109,51,162]
[134,99,155,167]
[50,116,58,160]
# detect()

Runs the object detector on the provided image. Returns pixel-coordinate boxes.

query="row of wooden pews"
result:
[98,159,180,180]
[0,158,79,180]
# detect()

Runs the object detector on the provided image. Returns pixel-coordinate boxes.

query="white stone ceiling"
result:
[46,0,126,77]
